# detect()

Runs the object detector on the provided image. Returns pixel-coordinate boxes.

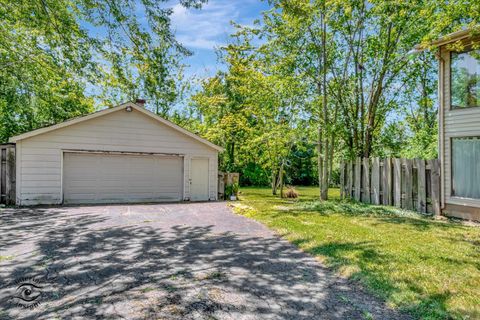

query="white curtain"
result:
[452,137,480,199]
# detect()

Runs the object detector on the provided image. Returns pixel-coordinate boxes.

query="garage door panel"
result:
[129,174,154,181]
[99,194,126,200]
[129,182,154,188]
[63,153,183,204]
[152,193,179,200]
[157,172,182,180]
[65,174,97,181]
[66,193,97,200]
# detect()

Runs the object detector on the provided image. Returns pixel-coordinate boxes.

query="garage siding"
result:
[16,109,218,205]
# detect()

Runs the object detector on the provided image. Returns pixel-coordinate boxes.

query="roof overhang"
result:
[412,26,480,54]
[9,102,224,152]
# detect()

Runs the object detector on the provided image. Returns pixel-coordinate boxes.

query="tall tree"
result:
[259,0,338,199]
[0,0,206,142]
[189,26,308,195]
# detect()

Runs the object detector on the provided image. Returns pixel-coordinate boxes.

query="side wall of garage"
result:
[16,108,218,205]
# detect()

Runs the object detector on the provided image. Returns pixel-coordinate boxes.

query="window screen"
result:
[452,137,480,199]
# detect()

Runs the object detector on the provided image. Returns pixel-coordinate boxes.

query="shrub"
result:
[225,184,233,197]
[284,187,299,198]
[232,183,239,195]
[225,183,240,198]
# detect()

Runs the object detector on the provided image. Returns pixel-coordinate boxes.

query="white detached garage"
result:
[9,102,223,206]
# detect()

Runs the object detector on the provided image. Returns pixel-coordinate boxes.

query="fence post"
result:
[382,158,392,205]
[416,159,427,213]
[354,157,361,201]
[362,158,370,203]
[232,173,239,185]
[347,161,353,198]
[403,159,413,210]
[0,148,4,204]
[5,147,15,205]
[429,159,441,216]
[393,158,402,208]
[371,158,380,205]
[340,161,345,199]
[218,172,225,200]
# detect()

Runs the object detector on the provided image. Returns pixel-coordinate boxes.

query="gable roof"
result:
[9,102,224,152]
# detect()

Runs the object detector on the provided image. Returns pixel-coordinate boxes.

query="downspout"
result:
[437,47,445,211]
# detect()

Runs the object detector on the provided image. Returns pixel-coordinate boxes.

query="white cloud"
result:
[168,0,267,79]
[170,1,243,50]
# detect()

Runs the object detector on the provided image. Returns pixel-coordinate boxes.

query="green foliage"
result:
[401,123,439,159]
[225,184,233,198]
[188,29,312,190]
[284,142,318,186]
[232,183,239,196]
[0,0,206,142]
[188,0,480,190]
[225,183,239,197]
[241,163,271,186]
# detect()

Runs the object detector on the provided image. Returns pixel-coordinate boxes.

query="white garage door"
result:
[63,153,183,204]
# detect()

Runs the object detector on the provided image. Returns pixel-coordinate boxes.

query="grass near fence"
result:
[232,186,480,320]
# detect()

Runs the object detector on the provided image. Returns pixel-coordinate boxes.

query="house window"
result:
[452,137,480,199]
[451,49,480,109]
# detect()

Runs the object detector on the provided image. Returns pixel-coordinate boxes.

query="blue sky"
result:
[81,1,270,105]
[170,0,270,78]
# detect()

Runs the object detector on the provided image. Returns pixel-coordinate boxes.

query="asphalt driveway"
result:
[0,202,409,319]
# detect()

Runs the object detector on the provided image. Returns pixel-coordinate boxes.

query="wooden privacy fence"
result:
[340,158,440,215]
[0,144,15,205]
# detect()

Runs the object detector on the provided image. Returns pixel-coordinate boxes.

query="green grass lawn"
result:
[232,186,480,320]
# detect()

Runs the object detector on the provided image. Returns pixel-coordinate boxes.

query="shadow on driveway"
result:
[0,203,410,319]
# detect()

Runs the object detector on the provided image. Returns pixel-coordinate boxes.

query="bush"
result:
[225,183,240,198]
[284,187,299,198]
[232,183,239,195]
[225,185,233,197]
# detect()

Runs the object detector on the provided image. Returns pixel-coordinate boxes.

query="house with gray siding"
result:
[421,28,480,220]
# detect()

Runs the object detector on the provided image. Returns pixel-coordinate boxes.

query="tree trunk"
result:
[329,103,339,185]
[318,127,324,198]
[271,168,278,195]
[229,142,235,169]
[279,161,285,198]
[320,10,329,201]
[329,133,335,185]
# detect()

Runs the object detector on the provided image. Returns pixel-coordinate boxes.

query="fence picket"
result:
[362,158,370,203]
[347,162,353,198]
[393,158,402,208]
[0,148,5,204]
[382,158,392,205]
[371,158,380,205]
[340,161,344,199]
[403,159,414,210]
[429,159,441,216]
[354,157,361,201]
[416,159,427,213]
[0,145,15,205]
